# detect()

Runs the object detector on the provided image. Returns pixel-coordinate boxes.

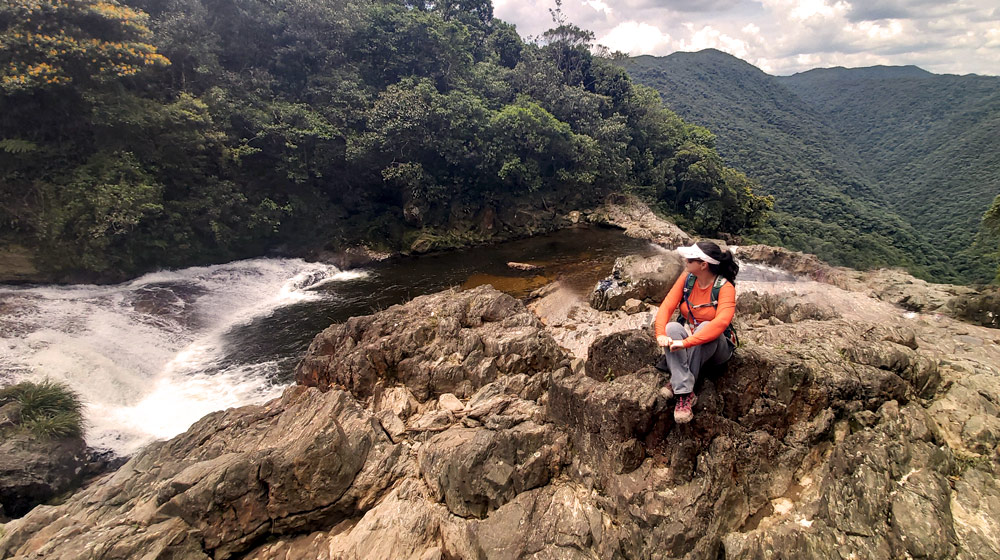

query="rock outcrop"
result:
[589,252,684,311]
[3,252,1000,559]
[0,435,87,520]
[295,286,565,401]
[735,244,1000,329]
[588,193,690,247]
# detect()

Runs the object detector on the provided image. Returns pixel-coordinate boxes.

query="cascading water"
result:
[0,258,365,456]
[0,226,672,457]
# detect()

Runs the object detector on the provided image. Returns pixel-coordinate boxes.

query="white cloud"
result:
[986,27,1000,48]
[492,0,1000,75]
[850,19,905,40]
[585,0,613,14]
[679,24,752,58]
[759,0,849,21]
[599,22,671,54]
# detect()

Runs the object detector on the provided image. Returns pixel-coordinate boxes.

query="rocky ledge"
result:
[2,256,1000,558]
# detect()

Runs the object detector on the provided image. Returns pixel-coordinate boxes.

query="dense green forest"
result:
[0,0,770,281]
[780,67,1000,283]
[983,192,1000,282]
[625,50,1000,284]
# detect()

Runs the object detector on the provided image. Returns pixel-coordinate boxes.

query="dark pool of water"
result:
[222,225,660,379]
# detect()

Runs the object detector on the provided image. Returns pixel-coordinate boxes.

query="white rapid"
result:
[0,258,365,456]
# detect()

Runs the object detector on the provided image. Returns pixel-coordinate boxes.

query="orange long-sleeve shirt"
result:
[654,273,736,347]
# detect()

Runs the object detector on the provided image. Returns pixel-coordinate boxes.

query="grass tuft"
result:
[0,380,84,439]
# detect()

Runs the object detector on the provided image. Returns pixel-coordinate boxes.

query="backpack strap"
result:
[680,274,696,324]
[683,273,696,298]
[710,275,727,307]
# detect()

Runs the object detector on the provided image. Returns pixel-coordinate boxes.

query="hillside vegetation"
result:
[780,67,1000,282]
[0,0,769,281]
[625,49,1000,283]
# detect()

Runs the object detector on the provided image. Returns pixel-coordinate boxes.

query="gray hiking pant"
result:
[664,321,733,395]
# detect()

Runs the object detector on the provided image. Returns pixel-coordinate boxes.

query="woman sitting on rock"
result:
[654,241,738,424]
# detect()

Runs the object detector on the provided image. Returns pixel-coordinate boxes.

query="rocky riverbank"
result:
[2,206,998,559]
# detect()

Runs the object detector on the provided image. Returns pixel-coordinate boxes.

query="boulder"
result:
[585,328,661,381]
[622,298,645,314]
[374,385,420,419]
[736,291,839,323]
[589,253,684,311]
[723,401,960,560]
[960,414,1000,455]
[547,370,665,475]
[417,423,568,518]
[862,268,974,313]
[473,483,628,559]
[734,245,850,285]
[438,393,465,414]
[0,386,405,559]
[588,193,690,247]
[926,373,1000,452]
[949,288,1000,328]
[0,433,87,519]
[0,401,21,429]
[507,261,541,271]
[295,285,567,402]
[951,467,1000,559]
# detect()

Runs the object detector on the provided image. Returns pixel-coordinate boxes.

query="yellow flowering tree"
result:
[0,0,169,91]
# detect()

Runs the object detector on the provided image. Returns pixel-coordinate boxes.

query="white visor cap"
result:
[677,244,720,265]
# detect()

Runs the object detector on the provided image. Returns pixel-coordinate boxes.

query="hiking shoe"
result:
[674,393,697,424]
[660,385,674,400]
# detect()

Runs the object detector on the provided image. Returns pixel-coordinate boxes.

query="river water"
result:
[0,226,661,455]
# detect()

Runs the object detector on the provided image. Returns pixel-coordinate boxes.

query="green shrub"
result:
[0,380,84,439]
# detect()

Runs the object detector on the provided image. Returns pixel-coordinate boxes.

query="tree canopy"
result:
[0,0,770,279]
[0,0,168,91]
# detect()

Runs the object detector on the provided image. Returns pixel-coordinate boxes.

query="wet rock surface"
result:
[4,240,1000,559]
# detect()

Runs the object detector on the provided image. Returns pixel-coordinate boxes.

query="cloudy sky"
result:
[493,0,1000,76]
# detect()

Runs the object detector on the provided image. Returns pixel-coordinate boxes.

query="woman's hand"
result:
[657,335,671,347]
[668,339,686,352]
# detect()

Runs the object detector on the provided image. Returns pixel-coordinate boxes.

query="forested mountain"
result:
[0,0,769,281]
[780,67,1000,283]
[625,49,1000,283]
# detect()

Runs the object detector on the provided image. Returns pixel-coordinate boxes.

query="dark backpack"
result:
[680,273,739,348]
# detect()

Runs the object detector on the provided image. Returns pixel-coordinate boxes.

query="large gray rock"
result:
[588,193,691,247]
[723,401,959,560]
[736,291,840,323]
[589,253,684,311]
[472,483,630,560]
[0,386,404,559]
[734,244,851,285]
[547,369,666,475]
[296,285,567,401]
[951,467,1000,560]
[585,328,661,381]
[949,288,1000,328]
[927,373,1000,451]
[0,434,87,519]
[418,422,568,518]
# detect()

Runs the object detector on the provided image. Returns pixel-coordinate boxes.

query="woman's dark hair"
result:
[697,241,739,285]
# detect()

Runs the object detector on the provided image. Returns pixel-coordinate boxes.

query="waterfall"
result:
[0,258,366,455]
